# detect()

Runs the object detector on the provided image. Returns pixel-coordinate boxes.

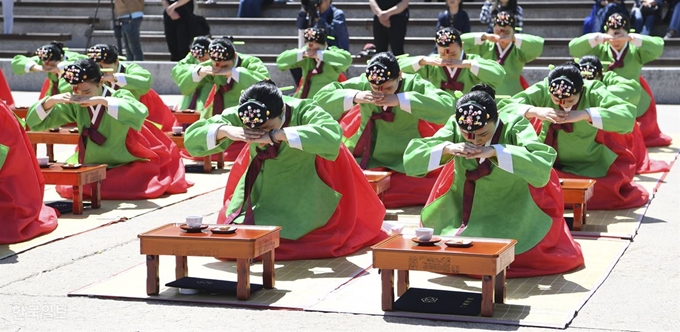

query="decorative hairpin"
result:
[606,13,627,30]
[435,29,457,47]
[237,99,271,128]
[191,44,208,58]
[208,44,232,61]
[494,11,515,27]
[456,101,489,131]
[62,64,88,84]
[549,76,577,99]
[35,46,54,62]
[365,62,391,85]
[87,45,110,63]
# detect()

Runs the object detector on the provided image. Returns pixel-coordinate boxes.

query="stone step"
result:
[0,15,101,34]
[0,33,73,51]
[11,1,595,19]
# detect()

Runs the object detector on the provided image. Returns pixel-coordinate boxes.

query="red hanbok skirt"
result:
[638,76,672,147]
[0,68,15,107]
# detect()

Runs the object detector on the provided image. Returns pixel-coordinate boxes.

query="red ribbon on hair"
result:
[225,105,292,225]
[461,121,504,225]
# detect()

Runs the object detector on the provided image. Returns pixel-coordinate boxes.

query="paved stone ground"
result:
[1,93,678,331]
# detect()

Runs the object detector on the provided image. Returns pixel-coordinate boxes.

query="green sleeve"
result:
[171,54,200,95]
[176,61,214,96]
[184,106,243,157]
[461,33,487,55]
[26,98,78,131]
[568,33,601,57]
[233,66,269,90]
[497,79,550,116]
[515,34,544,63]
[0,143,8,170]
[108,89,149,131]
[585,82,635,134]
[320,47,352,72]
[312,77,366,120]
[276,49,305,71]
[117,63,152,96]
[241,55,270,79]
[403,119,457,177]
[468,57,506,91]
[401,75,457,124]
[493,117,556,188]
[284,98,342,160]
[11,55,40,75]
[602,72,641,106]
[634,34,664,64]
[398,56,431,77]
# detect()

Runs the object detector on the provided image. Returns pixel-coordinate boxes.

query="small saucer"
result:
[68,128,79,133]
[411,237,441,246]
[39,163,53,168]
[48,127,61,132]
[179,224,208,233]
[61,163,82,169]
[211,226,237,234]
[445,239,473,248]
[171,132,183,137]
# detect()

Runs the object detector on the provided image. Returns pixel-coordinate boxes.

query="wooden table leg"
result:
[216,152,225,170]
[32,143,38,156]
[481,275,495,317]
[573,203,583,231]
[175,256,188,280]
[494,269,506,304]
[582,203,588,226]
[236,258,251,300]
[381,269,394,311]
[72,185,84,215]
[397,270,409,296]
[203,156,212,173]
[91,181,102,209]
[47,144,55,162]
[262,250,275,289]
[146,255,160,295]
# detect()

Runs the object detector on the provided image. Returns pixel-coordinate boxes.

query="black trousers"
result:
[163,13,192,61]
[372,12,409,56]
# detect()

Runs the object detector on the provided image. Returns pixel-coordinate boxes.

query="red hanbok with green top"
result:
[11,50,88,98]
[0,102,59,245]
[276,46,352,99]
[404,112,583,277]
[184,97,387,260]
[569,33,670,147]
[26,88,192,200]
[499,79,648,210]
[313,74,457,208]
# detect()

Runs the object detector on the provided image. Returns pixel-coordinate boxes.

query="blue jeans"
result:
[238,0,264,17]
[120,17,144,61]
[632,8,658,35]
[594,3,629,33]
[2,0,13,34]
[669,2,680,34]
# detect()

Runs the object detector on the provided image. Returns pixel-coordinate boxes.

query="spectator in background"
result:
[115,0,145,61]
[369,0,410,56]
[585,0,629,34]
[2,0,13,34]
[437,0,470,32]
[238,0,274,17]
[665,0,680,39]
[162,0,194,61]
[297,0,350,51]
[631,0,663,35]
[480,0,523,33]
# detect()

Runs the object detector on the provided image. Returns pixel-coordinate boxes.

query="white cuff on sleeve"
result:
[585,108,603,129]
[475,34,484,45]
[344,92,355,111]
[629,33,643,47]
[588,34,600,48]
[412,57,423,72]
[428,142,452,172]
[317,50,324,61]
[57,62,66,71]
[492,144,514,173]
[25,62,38,73]
[206,123,224,150]
[517,105,532,117]
[297,50,304,62]
[469,60,480,76]
[35,101,50,120]
[231,68,241,83]
[283,127,302,150]
[113,73,127,87]
[514,34,523,49]
[192,66,203,82]
[105,97,119,119]
[397,93,411,113]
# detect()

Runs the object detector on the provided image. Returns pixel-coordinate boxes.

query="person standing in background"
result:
[2,0,13,34]
[115,0,145,61]
[369,0,410,55]
[162,0,195,61]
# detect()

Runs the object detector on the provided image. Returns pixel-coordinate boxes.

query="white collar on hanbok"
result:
[479,120,500,164]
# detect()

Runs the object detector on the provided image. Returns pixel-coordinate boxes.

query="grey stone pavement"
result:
[1,93,678,332]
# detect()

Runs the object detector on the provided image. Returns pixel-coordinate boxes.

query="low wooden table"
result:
[171,110,201,125]
[13,107,28,120]
[26,128,79,162]
[561,179,596,231]
[41,163,107,215]
[167,132,224,173]
[364,170,392,202]
[138,223,281,300]
[372,235,516,317]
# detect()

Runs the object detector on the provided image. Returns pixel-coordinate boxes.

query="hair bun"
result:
[261,78,277,87]
[470,83,496,99]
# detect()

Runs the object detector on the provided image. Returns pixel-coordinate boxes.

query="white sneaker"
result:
[203,0,215,4]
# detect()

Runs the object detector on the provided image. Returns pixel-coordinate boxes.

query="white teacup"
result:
[37,156,49,166]
[172,126,184,135]
[415,227,434,241]
[185,215,203,228]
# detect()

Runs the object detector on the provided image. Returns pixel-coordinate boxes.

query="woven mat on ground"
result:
[68,237,627,329]
[0,171,228,260]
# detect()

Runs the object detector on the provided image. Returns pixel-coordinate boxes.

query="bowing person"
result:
[184,80,387,260]
[26,59,191,200]
[171,36,213,113]
[313,52,456,208]
[404,85,583,278]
